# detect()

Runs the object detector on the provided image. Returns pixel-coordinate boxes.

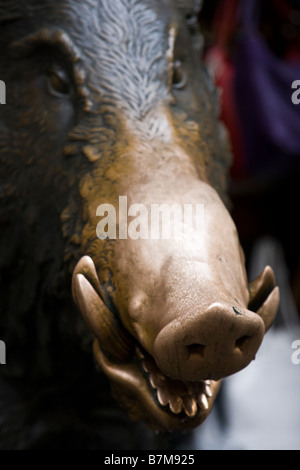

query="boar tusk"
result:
[248,265,279,333]
[72,255,103,300]
[256,286,280,333]
[72,260,133,363]
[248,265,276,312]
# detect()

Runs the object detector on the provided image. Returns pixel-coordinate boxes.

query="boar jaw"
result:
[72,253,278,432]
[72,255,220,432]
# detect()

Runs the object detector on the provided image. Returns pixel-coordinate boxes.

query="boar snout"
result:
[154,302,265,382]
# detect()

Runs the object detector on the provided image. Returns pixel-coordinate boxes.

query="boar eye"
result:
[172,60,187,90]
[47,68,71,97]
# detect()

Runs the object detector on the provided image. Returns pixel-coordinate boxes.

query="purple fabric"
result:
[234,0,300,178]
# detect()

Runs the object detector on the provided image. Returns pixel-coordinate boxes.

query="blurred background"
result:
[184,0,300,450]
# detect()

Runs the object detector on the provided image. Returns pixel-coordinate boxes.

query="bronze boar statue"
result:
[0,0,279,449]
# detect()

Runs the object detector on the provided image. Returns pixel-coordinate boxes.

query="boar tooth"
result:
[205,380,211,385]
[149,374,157,390]
[183,398,198,418]
[135,346,145,360]
[204,384,212,398]
[157,388,169,407]
[142,359,150,374]
[169,396,183,415]
[197,393,209,411]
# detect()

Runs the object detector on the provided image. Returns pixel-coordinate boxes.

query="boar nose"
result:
[154,302,265,381]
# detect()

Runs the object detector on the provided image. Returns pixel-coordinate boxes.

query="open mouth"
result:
[72,256,220,432]
[91,337,220,432]
[136,345,215,418]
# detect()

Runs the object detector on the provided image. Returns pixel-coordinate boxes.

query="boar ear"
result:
[72,256,133,363]
[248,266,280,332]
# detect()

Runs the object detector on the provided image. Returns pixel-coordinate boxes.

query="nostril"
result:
[235,335,250,352]
[186,343,206,358]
